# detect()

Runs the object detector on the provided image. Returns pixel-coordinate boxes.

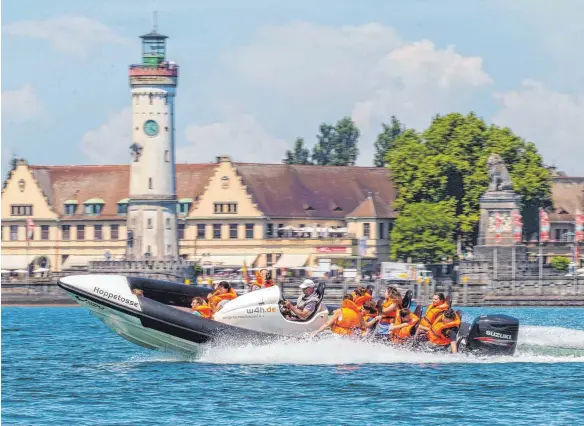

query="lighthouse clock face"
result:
[143,120,159,137]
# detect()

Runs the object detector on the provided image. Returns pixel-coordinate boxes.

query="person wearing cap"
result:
[282,279,320,321]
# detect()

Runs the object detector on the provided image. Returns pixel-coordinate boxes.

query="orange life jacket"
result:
[192,304,213,319]
[419,302,449,328]
[353,292,372,307]
[210,289,238,310]
[390,312,420,343]
[331,300,361,335]
[427,312,461,346]
[360,310,378,334]
[380,298,400,324]
[250,273,274,290]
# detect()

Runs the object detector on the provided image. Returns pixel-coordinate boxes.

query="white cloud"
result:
[178,113,289,163]
[2,85,43,122]
[80,107,131,164]
[492,80,584,175]
[3,15,128,57]
[221,22,493,164]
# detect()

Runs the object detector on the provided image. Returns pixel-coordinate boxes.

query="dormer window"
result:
[117,198,129,215]
[303,204,314,211]
[333,205,343,212]
[177,198,193,215]
[64,200,78,216]
[84,198,105,216]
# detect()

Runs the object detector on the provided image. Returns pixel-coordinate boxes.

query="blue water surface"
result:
[2,306,584,425]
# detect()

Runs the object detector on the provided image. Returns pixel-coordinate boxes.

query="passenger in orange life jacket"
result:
[191,297,213,319]
[390,308,419,344]
[424,309,461,353]
[373,286,402,336]
[249,269,275,292]
[208,282,238,312]
[311,294,369,337]
[414,292,449,337]
[360,300,380,335]
[351,286,372,307]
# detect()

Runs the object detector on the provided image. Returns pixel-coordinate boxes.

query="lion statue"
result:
[487,153,513,191]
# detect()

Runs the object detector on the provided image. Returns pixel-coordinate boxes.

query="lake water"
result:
[2,306,584,425]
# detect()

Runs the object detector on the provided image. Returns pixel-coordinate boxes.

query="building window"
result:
[379,223,385,240]
[41,225,49,240]
[165,150,170,162]
[213,224,222,239]
[10,225,18,241]
[147,218,153,229]
[111,224,119,240]
[127,230,133,247]
[62,225,70,241]
[77,225,85,240]
[213,202,237,214]
[94,225,102,240]
[177,202,191,215]
[166,218,171,230]
[148,178,153,189]
[85,203,103,216]
[117,204,128,215]
[266,223,274,238]
[267,253,273,267]
[245,224,254,239]
[178,223,185,239]
[10,204,33,216]
[229,224,238,239]
[197,224,205,239]
[149,93,153,105]
[64,204,76,215]
[363,223,370,238]
[278,223,284,237]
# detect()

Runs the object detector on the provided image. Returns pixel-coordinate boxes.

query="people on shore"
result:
[282,279,320,321]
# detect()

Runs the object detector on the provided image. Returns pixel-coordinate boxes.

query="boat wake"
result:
[191,325,584,365]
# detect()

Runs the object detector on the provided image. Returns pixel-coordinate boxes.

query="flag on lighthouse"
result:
[576,209,584,242]
[512,209,523,243]
[539,208,550,242]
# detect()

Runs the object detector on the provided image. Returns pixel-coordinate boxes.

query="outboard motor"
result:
[458,314,519,356]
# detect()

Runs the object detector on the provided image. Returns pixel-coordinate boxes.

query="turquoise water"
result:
[2,306,584,425]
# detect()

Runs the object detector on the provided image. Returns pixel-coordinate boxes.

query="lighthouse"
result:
[127,24,179,260]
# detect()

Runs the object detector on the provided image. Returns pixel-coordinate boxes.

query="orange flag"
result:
[242,261,251,285]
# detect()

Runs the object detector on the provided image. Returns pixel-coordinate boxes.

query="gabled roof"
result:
[346,192,395,219]
[27,163,216,219]
[15,161,397,220]
[234,163,396,218]
[551,176,584,220]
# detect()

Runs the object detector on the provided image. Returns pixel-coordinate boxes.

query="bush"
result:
[550,256,570,272]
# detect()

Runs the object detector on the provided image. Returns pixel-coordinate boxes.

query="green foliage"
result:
[285,137,312,164]
[387,112,552,250]
[550,256,570,272]
[390,201,458,263]
[312,117,359,166]
[373,116,404,167]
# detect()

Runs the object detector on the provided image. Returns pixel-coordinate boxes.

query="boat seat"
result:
[284,282,326,322]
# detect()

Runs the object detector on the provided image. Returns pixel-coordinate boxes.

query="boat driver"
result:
[282,279,320,321]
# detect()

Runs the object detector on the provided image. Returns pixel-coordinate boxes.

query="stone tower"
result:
[126,24,179,260]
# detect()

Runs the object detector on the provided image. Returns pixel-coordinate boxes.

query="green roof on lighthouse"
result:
[140,13,168,65]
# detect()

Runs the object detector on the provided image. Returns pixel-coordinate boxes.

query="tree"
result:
[550,256,570,272]
[390,201,458,263]
[387,112,552,251]
[373,116,404,167]
[285,138,311,164]
[312,117,360,166]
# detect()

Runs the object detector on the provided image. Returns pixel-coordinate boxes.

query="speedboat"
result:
[57,274,519,356]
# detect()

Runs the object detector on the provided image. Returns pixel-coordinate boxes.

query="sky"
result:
[2,0,584,175]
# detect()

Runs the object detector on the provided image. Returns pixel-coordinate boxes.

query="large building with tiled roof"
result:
[1,156,398,273]
[3,157,583,274]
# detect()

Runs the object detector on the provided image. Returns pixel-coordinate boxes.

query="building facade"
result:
[1,157,397,273]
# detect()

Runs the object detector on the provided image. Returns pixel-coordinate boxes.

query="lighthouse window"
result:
[164,150,170,162]
[166,218,171,230]
[147,218,153,229]
[149,93,153,105]
[148,178,153,189]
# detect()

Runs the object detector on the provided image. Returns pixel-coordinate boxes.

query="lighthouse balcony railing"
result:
[129,64,179,77]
